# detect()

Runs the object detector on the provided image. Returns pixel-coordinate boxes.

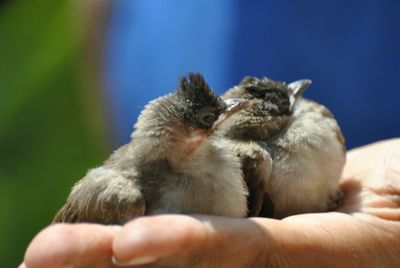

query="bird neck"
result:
[224,118,288,141]
[130,94,224,172]
[132,131,217,174]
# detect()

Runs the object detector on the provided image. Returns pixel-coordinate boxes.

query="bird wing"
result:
[242,153,274,217]
[53,167,145,224]
[258,192,275,218]
[224,139,274,217]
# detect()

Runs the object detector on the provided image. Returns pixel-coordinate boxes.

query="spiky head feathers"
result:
[177,73,226,129]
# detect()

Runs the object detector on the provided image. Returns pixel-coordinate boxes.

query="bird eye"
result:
[198,113,216,128]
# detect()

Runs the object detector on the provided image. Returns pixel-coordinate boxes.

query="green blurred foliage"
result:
[0,1,108,266]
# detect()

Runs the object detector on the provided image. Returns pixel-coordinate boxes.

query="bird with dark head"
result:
[223,76,345,218]
[223,76,311,140]
[54,73,250,224]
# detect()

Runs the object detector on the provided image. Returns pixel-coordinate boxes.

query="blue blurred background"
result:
[105,0,400,149]
[1,0,399,266]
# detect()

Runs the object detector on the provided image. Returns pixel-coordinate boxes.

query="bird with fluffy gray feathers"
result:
[53,73,250,224]
[223,76,346,218]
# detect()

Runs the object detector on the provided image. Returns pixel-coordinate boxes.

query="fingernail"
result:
[112,255,157,266]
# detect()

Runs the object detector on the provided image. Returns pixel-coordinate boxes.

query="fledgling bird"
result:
[54,73,250,224]
[223,76,346,218]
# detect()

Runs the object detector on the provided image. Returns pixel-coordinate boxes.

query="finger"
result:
[340,139,400,217]
[362,193,400,208]
[373,186,400,196]
[24,223,120,268]
[112,215,272,267]
[361,208,400,221]
[112,213,400,267]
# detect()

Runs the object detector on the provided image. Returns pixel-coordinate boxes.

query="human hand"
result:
[336,138,400,220]
[21,139,400,268]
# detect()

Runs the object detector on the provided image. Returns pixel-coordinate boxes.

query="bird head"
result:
[176,73,250,153]
[177,73,249,131]
[132,73,250,161]
[222,76,311,140]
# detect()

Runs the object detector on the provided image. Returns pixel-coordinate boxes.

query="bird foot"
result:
[327,190,344,211]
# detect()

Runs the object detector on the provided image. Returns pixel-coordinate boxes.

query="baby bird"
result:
[223,76,346,218]
[54,73,249,224]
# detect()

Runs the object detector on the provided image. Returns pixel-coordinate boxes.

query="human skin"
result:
[21,139,400,268]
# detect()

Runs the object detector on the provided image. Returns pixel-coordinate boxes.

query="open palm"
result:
[22,139,400,268]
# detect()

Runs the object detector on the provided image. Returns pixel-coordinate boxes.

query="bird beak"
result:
[212,99,251,130]
[288,79,312,111]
